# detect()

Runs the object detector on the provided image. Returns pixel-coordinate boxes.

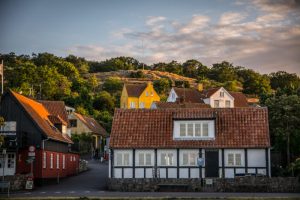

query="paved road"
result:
[1,160,300,198]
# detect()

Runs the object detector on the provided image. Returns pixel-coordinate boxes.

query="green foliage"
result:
[0,116,5,147]
[269,71,300,95]
[94,110,113,132]
[263,95,300,165]
[129,70,145,78]
[208,61,238,83]
[71,133,93,154]
[102,77,123,93]
[175,80,190,88]
[182,59,209,79]
[93,91,115,112]
[223,80,243,92]
[153,78,172,95]
[289,158,300,177]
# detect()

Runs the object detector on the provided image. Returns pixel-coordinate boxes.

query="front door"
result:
[0,153,16,176]
[205,150,219,177]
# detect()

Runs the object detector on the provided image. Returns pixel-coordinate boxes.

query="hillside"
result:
[88,70,197,85]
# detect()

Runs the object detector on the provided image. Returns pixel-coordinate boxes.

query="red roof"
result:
[173,88,204,103]
[110,108,270,149]
[10,91,72,144]
[173,87,249,107]
[74,113,107,136]
[124,83,147,97]
[39,100,69,126]
[153,101,210,109]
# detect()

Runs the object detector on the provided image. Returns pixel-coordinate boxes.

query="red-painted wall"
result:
[16,149,79,179]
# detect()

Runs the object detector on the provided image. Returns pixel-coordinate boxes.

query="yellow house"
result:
[121,82,160,109]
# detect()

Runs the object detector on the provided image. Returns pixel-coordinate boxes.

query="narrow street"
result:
[2,159,109,197]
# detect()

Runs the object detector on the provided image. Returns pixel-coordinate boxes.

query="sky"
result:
[0,0,300,74]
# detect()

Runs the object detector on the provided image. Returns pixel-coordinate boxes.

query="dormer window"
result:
[146,91,149,97]
[174,120,215,140]
[220,91,224,97]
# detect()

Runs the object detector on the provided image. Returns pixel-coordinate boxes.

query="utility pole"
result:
[0,60,3,94]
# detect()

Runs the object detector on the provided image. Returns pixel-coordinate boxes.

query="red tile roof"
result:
[110,108,270,149]
[173,88,204,103]
[74,113,107,136]
[153,101,210,109]
[10,91,72,144]
[39,100,69,126]
[173,87,249,107]
[125,83,147,97]
[230,92,249,107]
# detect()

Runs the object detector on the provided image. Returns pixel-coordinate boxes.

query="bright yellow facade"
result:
[121,82,160,109]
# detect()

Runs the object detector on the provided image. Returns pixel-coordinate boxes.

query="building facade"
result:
[167,87,249,108]
[120,82,160,109]
[109,108,270,179]
[0,90,79,179]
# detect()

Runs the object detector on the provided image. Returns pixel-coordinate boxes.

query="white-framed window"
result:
[43,152,47,169]
[226,150,244,166]
[70,156,73,162]
[50,153,53,169]
[74,156,76,161]
[180,150,198,166]
[174,120,215,139]
[139,102,145,108]
[171,93,176,100]
[137,152,153,166]
[62,155,65,169]
[220,91,224,97]
[214,100,220,108]
[7,153,15,168]
[158,150,176,166]
[225,100,231,108]
[146,91,149,97]
[130,101,136,108]
[115,151,132,166]
[57,154,60,169]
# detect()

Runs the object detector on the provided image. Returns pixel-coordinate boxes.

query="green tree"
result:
[102,77,123,93]
[264,95,300,165]
[182,59,208,79]
[153,78,172,95]
[209,61,238,83]
[93,91,115,112]
[87,74,99,92]
[269,71,300,95]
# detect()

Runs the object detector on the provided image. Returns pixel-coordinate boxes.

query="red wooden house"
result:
[0,90,79,180]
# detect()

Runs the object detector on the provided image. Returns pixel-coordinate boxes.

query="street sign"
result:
[28,146,35,152]
[197,158,204,166]
[25,177,34,190]
[28,152,35,157]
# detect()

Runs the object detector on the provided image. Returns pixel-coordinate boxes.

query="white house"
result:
[167,87,249,108]
[109,108,270,179]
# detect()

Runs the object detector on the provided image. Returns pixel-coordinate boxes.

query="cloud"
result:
[67,2,300,74]
[219,12,247,25]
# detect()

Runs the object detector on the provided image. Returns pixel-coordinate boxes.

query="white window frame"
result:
[220,91,224,97]
[225,150,244,167]
[130,101,136,108]
[57,154,60,169]
[7,153,15,169]
[180,150,198,166]
[158,150,176,166]
[174,120,215,140]
[62,154,65,169]
[139,102,145,108]
[50,153,53,169]
[136,150,154,166]
[225,100,231,108]
[114,150,132,166]
[145,91,149,97]
[214,100,220,108]
[43,152,47,169]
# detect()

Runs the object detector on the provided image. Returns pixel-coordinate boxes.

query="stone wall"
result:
[3,174,30,190]
[107,177,300,193]
[79,159,88,173]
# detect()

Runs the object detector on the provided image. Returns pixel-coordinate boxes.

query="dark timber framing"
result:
[111,148,270,178]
